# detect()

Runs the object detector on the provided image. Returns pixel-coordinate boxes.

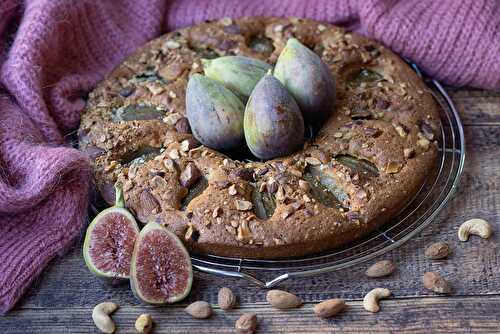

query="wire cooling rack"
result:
[190,63,466,288]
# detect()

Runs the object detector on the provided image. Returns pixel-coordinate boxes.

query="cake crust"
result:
[79,17,440,259]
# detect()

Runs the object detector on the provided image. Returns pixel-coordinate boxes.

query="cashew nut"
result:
[92,302,119,334]
[135,313,153,334]
[458,218,492,241]
[363,288,391,313]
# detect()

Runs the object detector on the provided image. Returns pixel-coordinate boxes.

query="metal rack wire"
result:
[190,63,466,288]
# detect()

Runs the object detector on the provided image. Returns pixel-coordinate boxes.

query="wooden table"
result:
[1,88,499,333]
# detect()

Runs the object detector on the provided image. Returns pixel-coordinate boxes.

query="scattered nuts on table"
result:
[266,290,303,309]
[458,218,493,241]
[235,313,258,334]
[92,302,119,334]
[135,314,153,334]
[218,287,237,310]
[363,288,391,313]
[425,242,451,259]
[422,272,452,294]
[185,301,212,319]
[365,260,396,278]
[313,299,346,318]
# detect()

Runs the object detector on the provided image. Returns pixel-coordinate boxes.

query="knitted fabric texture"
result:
[0,0,498,314]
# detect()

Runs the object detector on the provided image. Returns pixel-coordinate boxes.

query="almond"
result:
[218,287,237,310]
[422,272,452,294]
[266,290,302,309]
[185,301,212,319]
[235,313,257,334]
[424,242,450,260]
[313,299,346,318]
[365,260,395,278]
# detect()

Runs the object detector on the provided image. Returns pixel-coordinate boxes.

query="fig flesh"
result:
[186,74,245,151]
[83,183,139,281]
[244,73,305,160]
[202,56,272,101]
[274,38,335,123]
[130,222,193,304]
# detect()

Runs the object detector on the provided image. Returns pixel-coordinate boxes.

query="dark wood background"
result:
[1,88,499,333]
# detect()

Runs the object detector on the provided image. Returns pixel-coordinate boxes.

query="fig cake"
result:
[78,17,440,259]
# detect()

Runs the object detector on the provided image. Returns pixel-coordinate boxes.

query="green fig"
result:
[244,72,305,160]
[186,74,245,151]
[274,38,335,123]
[202,56,272,101]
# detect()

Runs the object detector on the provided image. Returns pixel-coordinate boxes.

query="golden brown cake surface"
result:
[79,17,440,259]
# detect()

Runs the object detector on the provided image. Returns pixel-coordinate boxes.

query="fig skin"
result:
[186,73,245,151]
[202,56,272,101]
[274,38,336,123]
[244,72,305,160]
[83,183,139,281]
[130,221,193,305]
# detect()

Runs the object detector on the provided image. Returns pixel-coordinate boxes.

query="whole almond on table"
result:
[422,272,452,294]
[184,301,212,319]
[314,299,346,318]
[425,242,450,259]
[266,290,302,309]
[235,313,258,334]
[218,287,237,310]
[365,260,396,278]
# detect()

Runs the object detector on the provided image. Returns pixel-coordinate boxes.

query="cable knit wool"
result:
[0,0,498,314]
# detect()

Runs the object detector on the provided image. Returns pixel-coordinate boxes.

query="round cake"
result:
[78,17,440,259]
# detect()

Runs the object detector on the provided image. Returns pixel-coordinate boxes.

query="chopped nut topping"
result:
[212,207,222,218]
[168,149,180,159]
[184,225,195,241]
[385,161,401,174]
[392,123,407,137]
[228,184,238,196]
[404,148,415,159]
[276,186,286,202]
[281,206,295,219]
[303,194,311,202]
[179,163,201,188]
[305,157,322,166]
[317,24,327,32]
[237,221,252,241]
[225,224,236,235]
[235,200,253,211]
[417,137,431,150]
[298,180,310,192]
[333,132,343,138]
[288,168,302,177]
[165,40,181,49]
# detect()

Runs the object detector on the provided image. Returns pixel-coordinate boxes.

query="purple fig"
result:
[274,38,335,123]
[130,221,193,304]
[83,183,139,281]
[244,72,305,160]
[186,73,245,151]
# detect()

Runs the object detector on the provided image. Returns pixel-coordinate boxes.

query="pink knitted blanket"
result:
[0,0,499,314]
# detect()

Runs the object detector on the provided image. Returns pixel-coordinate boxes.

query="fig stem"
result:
[114,182,125,208]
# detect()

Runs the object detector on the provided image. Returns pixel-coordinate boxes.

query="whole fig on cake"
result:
[202,56,272,101]
[186,74,245,151]
[274,38,335,123]
[130,221,193,304]
[83,183,139,282]
[244,72,304,160]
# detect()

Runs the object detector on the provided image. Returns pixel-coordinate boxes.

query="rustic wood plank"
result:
[11,125,499,310]
[447,88,500,125]
[2,296,500,333]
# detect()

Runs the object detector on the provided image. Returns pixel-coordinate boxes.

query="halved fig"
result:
[130,222,193,304]
[83,183,139,281]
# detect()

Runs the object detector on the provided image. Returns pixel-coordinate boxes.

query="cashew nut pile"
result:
[363,288,391,313]
[92,302,119,334]
[458,218,493,241]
